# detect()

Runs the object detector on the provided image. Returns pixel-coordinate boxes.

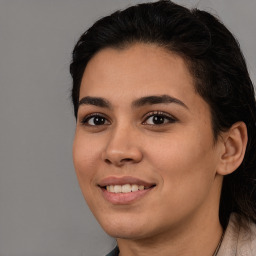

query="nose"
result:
[101,125,143,166]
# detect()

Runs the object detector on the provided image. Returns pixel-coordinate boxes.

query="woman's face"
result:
[73,43,223,239]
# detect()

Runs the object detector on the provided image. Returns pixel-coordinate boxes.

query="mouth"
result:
[98,176,156,204]
[101,184,156,193]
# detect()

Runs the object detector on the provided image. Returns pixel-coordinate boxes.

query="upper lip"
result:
[98,176,156,188]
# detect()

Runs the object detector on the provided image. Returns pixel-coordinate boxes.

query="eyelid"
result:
[142,111,177,124]
[80,112,111,125]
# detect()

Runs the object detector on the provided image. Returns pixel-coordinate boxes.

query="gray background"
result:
[0,0,255,255]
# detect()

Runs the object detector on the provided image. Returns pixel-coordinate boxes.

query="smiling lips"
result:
[98,176,156,204]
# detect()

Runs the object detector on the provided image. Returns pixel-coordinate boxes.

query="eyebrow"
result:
[78,94,188,109]
[78,96,111,108]
[132,95,188,109]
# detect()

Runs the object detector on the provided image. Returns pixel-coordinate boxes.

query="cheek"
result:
[145,129,216,198]
[146,131,210,171]
[72,132,101,189]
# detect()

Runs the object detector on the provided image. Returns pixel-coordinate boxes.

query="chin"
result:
[97,213,152,239]
[104,226,149,240]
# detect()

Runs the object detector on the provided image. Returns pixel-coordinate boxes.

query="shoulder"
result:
[218,213,256,256]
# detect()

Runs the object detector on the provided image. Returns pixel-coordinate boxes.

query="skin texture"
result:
[73,43,247,256]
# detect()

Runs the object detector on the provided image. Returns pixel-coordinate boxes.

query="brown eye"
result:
[81,114,110,126]
[147,115,166,125]
[143,112,176,125]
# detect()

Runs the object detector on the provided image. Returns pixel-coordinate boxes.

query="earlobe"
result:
[217,122,248,176]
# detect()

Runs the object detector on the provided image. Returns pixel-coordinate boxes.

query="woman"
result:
[70,1,256,255]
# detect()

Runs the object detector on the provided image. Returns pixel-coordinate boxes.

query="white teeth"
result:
[131,184,139,192]
[138,185,144,191]
[121,184,132,193]
[106,184,146,193]
[114,185,122,193]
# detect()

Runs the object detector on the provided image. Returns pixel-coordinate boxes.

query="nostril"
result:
[104,157,134,165]
[121,158,133,162]
[105,159,112,164]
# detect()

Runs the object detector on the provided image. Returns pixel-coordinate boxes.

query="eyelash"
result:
[80,113,110,126]
[80,111,177,127]
[142,111,176,126]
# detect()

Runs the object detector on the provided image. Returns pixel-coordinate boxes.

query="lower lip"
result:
[101,187,154,205]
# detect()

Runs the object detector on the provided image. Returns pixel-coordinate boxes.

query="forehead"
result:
[80,43,197,105]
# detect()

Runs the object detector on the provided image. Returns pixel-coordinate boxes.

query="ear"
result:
[217,122,248,176]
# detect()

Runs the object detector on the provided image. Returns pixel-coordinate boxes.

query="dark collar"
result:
[105,246,119,256]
